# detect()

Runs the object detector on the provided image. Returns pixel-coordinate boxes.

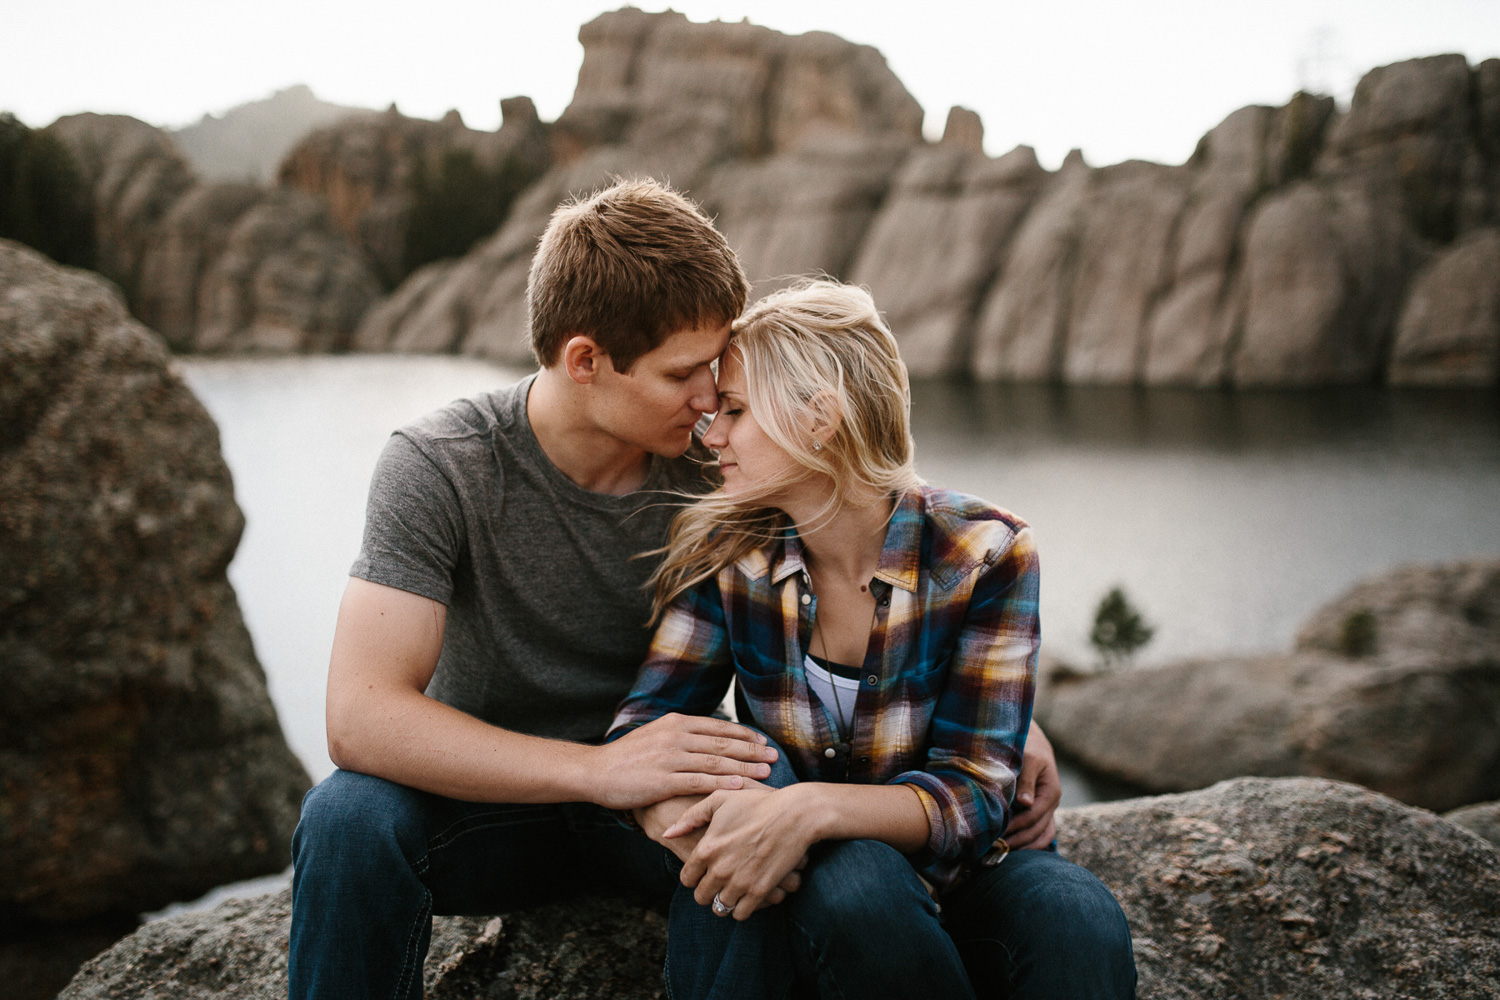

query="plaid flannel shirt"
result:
[609,486,1039,888]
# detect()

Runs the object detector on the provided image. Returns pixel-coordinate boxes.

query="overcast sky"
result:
[5,0,1497,168]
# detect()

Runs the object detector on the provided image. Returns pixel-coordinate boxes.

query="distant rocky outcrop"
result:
[59,778,1500,999]
[355,8,926,364]
[46,113,382,353]
[355,12,1497,386]
[0,239,311,922]
[171,85,372,185]
[1036,557,1500,812]
[278,98,551,287]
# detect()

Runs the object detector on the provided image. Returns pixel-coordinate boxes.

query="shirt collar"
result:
[740,490,923,593]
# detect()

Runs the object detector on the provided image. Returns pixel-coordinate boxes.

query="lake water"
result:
[176,357,1500,810]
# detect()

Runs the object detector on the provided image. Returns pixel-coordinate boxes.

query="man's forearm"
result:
[329,685,601,803]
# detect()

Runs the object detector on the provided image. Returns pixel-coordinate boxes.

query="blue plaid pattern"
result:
[610,486,1039,887]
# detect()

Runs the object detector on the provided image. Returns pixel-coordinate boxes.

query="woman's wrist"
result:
[776,782,837,842]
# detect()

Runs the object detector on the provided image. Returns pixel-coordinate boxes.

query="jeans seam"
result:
[392,888,432,1000]
[786,913,848,1000]
[425,806,556,857]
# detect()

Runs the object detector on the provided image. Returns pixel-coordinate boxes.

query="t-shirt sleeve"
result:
[349,432,465,606]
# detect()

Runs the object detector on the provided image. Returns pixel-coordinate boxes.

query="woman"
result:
[609,280,1134,1000]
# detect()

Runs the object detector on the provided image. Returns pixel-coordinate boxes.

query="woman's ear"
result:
[807,389,844,449]
[562,335,608,384]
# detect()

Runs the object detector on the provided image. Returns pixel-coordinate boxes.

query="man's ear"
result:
[562,335,611,384]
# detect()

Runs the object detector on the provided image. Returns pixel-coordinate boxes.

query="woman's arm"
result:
[892,523,1041,884]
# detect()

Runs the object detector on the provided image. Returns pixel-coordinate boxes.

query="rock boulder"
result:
[58,778,1500,1000]
[1445,801,1500,847]
[1387,227,1500,385]
[0,239,311,925]
[60,889,668,1000]
[1037,558,1500,812]
[1058,777,1500,999]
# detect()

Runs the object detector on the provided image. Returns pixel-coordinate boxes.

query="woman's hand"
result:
[671,784,821,920]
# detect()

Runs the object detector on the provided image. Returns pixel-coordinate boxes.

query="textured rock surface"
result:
[1037,558,1500,812]
[44,114,197,307]
[278,98,551,286]
[1057,778,1500,1000]
[849,143,1044,375]
[60,889,669,1000]
[1445,801,1500,847]
[60,779,1500,999]
[192,190,383,353]
[47,113,382,354]
[358,9,925,363]
[1388,227,1500,385]
[0,240,311,923]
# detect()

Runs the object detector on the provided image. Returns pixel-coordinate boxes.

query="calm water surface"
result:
[178,358,1500,805]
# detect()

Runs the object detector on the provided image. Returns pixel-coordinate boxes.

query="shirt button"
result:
[824,747,837,759]
[878,595,890,607]
[859,755,871,764]
[801,593,811,605]
[865,675,878,686]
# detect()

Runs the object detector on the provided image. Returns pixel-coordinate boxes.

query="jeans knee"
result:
[293,770,426,871]
[792,839,935,931]
[959,852,1134,968]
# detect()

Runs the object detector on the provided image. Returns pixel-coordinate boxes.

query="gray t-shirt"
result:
[350,373,713,743]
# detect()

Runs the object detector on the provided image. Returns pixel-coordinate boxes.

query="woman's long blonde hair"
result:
[647,279,923,621]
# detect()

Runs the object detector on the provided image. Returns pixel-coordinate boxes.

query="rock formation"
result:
[352,16,1497,387]
[1058,778,1500,999]
[58,778,1500,999]
[46,113,382,354]
[278,98,551,287]
[0,240,311,925]
[355,8,926,366]
[1036,557,1500,812]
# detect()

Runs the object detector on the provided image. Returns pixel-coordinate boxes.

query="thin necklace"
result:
[811,588,881,744]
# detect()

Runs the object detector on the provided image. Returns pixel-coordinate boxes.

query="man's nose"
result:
[702,412,727,447]
[688,369,719,414]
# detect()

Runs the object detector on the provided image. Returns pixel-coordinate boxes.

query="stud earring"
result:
[812,441,822,451]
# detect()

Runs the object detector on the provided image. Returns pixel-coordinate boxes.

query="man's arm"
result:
[324,577,776,809]
[1004,719,1061,850]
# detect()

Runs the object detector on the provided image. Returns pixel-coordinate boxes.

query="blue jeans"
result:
[288,769,677,1000]
[665,747,1137,1000]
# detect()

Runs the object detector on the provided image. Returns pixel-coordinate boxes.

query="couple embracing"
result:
[289,179,1136,999]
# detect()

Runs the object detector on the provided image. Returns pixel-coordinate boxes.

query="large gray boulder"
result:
[0,240,311,923]
[1037,558,1500,812]
[59,778,1500,999]
[1058,778,1500,999]
[60,890,669,1000]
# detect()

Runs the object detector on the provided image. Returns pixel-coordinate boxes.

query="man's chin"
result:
[646,432,695,459]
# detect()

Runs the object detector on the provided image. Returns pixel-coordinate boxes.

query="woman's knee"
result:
[952,851,1134,964]
[790,839,937,930]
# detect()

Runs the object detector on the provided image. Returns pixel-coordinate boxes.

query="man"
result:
[289,178,1075,999]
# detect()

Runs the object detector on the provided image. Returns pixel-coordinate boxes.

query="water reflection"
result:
[911,380,1500,457]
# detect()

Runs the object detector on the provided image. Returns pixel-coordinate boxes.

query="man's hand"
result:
[1006,719,1061,850]
[590,713,779,812]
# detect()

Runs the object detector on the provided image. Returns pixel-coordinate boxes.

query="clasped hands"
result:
[604,714,1062,921]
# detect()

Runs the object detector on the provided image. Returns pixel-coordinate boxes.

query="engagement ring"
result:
[711,892,733,917]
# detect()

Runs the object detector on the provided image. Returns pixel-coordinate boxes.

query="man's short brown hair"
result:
[527,178,750,372]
